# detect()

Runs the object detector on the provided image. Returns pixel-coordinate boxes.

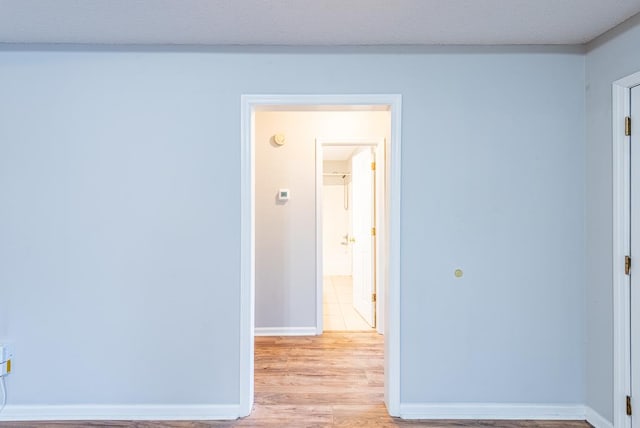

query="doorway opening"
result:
[613,71,640,428]
[319,140,385,333]
[239,95,402,418]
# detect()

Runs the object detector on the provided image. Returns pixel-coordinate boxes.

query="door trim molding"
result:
[613,71,640,428]
[240,94,402,417]
[316,138,386,335]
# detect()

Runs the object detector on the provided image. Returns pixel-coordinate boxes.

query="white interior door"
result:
[631,84,640,425]
[351,148,375,326]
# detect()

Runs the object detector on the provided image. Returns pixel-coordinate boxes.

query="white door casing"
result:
[631,84,640,427]
[241,95,402,418]
[613,72,640,428]
[351,148,375,327]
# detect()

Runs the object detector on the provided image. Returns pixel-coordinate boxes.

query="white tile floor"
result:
[323,275,374,331]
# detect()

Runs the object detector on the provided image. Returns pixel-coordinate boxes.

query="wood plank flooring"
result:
[0,332,591,427]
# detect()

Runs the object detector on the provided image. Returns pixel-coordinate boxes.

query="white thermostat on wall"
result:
[278,189,290,201]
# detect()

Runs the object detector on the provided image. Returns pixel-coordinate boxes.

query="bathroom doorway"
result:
[320,141,384,332]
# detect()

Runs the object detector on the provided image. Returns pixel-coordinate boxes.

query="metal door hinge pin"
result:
[626,116,632,136]
[626,255,632,275]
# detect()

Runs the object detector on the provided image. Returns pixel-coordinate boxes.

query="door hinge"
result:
[372,293,377,303]
[371,227,376,236]
[628,395,633,416]
[626,255,632,275]
[371,161,376,171]
[626,116,632,136]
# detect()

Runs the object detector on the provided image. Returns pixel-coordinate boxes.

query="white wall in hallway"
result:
[323,160,352,276]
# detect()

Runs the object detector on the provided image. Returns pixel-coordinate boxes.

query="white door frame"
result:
[240,94,402,417]
[613,71,640,428]
[316,138,386,335]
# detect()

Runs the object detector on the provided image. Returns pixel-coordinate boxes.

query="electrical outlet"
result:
[0,344,12,376]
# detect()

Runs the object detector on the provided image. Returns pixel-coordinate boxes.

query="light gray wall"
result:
[254,111,388,329]
[585,13,640,422]
[0,51,241,404]
[399,50,585,404]
[0,46,585,407]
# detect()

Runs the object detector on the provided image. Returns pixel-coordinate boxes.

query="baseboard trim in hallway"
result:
[254,326,317,336]
[585,406,614,428]
[0,404,240,422]
[399,403,586,420]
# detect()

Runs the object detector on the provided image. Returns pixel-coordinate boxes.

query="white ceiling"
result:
[0,0,639,46]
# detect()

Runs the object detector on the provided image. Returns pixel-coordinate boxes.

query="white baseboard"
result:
[585,406,614,428]
[255,327,317,336]
[0,402,610,424]
[0,404,240,421]
[399,403,586,420]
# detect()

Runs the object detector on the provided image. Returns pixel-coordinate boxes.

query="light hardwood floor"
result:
[0,332,591,427]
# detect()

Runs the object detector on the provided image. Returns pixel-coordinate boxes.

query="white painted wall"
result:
[585,14,640,424]
[323,160,352,276]
[0,46,585,415]
[254,111,389,329]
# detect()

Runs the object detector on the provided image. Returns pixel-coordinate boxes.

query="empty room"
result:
[1,1,640,427]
